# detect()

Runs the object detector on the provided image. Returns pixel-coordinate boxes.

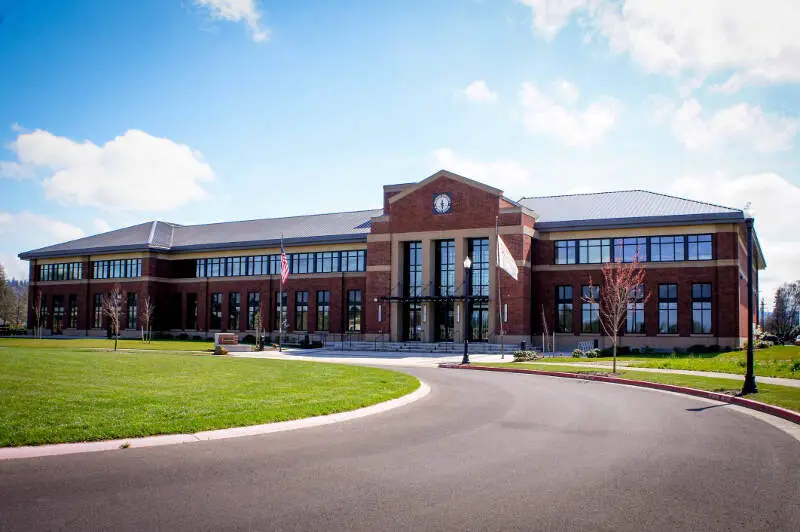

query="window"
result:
[127,293,138,329]
[658,284,678,334]
[295,291,309,330]
[186,293,198,330]
[210,293,222,329]
[688,234,713,261]
[247,291,260,329]
[614,237,647,263]
[226,257,244,277]
[626,285,645,334]
[692,283,712,334]
[555,241,577,265]
[292,253,312,274]
[556,285,573,333]
[52,295,65,332]
[269,255,281,276]
[92,259,142,279]
[316,252,339,273]
[247,256,266,276]
[275,291,287,330]
[68,295,78,328]
[403,242,423,340]
[316,291,330,331]
[40,262,83,281]
[581,285,600,333]
[468,238,490,341]
[579,239,611,264]
[228,292,241,330]
[435,240,455,341]
[341,250,366,272]
[347,290,362,332]
[651,236,685,262]
[93,293,104,328]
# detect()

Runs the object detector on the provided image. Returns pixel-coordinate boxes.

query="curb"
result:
[0,381,431,461]
[439,364,800,426]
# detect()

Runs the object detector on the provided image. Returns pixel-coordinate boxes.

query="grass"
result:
[0,348,419,447]
[533,345,800,380]
[0,337,215,352]
[477,362,800,413]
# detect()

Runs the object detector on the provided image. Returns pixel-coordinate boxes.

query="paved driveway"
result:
[1,368,798,531]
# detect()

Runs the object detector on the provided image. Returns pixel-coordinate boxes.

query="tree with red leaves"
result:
[582,254,650,373]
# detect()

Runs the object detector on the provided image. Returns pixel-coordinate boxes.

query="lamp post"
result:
[462,256,472,365]
[742,210,758,395]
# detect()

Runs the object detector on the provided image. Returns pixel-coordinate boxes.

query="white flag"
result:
[497,236,519,280]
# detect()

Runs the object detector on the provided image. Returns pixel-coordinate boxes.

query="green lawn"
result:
[0,349,419,447]
[533,345,800,380]
[0,337,215,352]
[476,362,800,413]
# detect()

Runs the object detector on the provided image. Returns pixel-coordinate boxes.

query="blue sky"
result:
[0,0,798,303]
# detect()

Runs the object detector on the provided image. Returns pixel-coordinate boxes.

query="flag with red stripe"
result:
[280,245,290,284]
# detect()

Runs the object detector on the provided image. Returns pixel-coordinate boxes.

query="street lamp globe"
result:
[463,256,472,269]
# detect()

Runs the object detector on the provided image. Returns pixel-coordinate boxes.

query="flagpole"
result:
[496,216,504,359]
[279,233,284,353]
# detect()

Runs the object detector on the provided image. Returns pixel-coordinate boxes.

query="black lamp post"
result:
[462,256,472,365]
[742,214,758,395]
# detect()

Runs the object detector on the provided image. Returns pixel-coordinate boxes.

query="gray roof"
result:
[19,210,381,260]
[519,190,744,230]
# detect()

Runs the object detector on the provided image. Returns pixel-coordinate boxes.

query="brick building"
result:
[19,170,765,350]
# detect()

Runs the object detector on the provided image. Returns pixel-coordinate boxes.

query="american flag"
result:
[280,245,290,284]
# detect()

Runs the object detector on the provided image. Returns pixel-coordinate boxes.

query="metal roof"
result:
[19,210,382,260]
[519,190,744,230]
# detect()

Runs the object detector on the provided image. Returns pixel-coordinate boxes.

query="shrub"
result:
[673,347,687,356]
[213,346,229,356]
[642,345,655,355]
[689,344,708,354]
[791,360,800,373]
[630,348,641,355]
[241,334,257,345]
[513,350,542,362]
[572,348,585,358]
[584,348,601,358]
[153,332,174,340]
[177,333,189,340]
[191,335,203,341]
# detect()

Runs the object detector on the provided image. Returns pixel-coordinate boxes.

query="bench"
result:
[215,333,239,346]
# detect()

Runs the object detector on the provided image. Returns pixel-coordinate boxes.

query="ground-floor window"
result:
[52,295,65,333]
[247,291,260,330]
[275,291,287,330]
[228,292,241,331]
[127,293,137,329]
[403,302,422,341]
[347,290,362,332]
[692,283,712,334]
[435,302,454,341]
[186,293,197,330]
[210,292,222,329]
[68,294,78,329]
[93,293,103,328]
[659,284,678,334]
[316,291,329,331]
[581,286,600,333]
[556,285,573,333]
[470,302,489,341]
[295,291,308,331]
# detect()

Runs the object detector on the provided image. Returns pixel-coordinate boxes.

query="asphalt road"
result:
[1,368,798,531]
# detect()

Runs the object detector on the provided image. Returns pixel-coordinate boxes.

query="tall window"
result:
[658,284,678,334]
[626,285,645,334]
[347,290,362,332]
[275,291,287,330]
[210,293,222,329]
[186,293,198,330]
[68,294,78,328]
[403,241,423,341]
[295,291,308,330]
[651,236,685,262]
[52,295,65,332]
[316,291,330,331]
[581,285,600,333]
[579,239,611,264]
[93,293,103,328]
[469,238,490,341]
[614,237,647,262]
[688,235,713,261]
[555,240,577,265]
[127,293,138,329]
[692,283,712,334]
[247,291,260,329]
[556,286,573,333]
[228,292,241,330]
[435,240,455,341]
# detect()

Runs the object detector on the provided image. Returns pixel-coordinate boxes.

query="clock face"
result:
[433,193,452,214]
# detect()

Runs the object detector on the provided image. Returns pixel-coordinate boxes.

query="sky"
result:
[0,0,798,306]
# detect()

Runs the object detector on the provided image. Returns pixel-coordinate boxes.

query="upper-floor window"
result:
[39,262,83,281]
[469,238,490,296]
[93,259,142,279]
[688,235,713,261]
[579,239,611,264]
[195,250,366,278]
[436,240,456,296]
[614,237,647,263]
[341,250,366,272]
[555,240,577,265]
[404,242,423,297]
[651,236,685,262]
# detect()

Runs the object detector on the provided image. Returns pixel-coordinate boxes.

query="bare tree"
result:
[770,282,800,340]
[13,285,28,326]
[582,255,650,374]
[140,296,155,344]
[540,304,551,353]
[102,284,124,351]
[0,264,10,325]
[32,289,43,339]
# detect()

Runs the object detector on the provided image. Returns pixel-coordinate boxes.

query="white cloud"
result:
[553,79,579,105]
[669,99,799,152]
[93,218,112,233]
[432,148,531,198]
[670,172,800,306]
[0,212,85,280]
[519,82,620,148]
[519,0,800,91]
[7,129,215,211]
[461,80,498,103]
[0,161,33,179]
[195,0,270,42]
